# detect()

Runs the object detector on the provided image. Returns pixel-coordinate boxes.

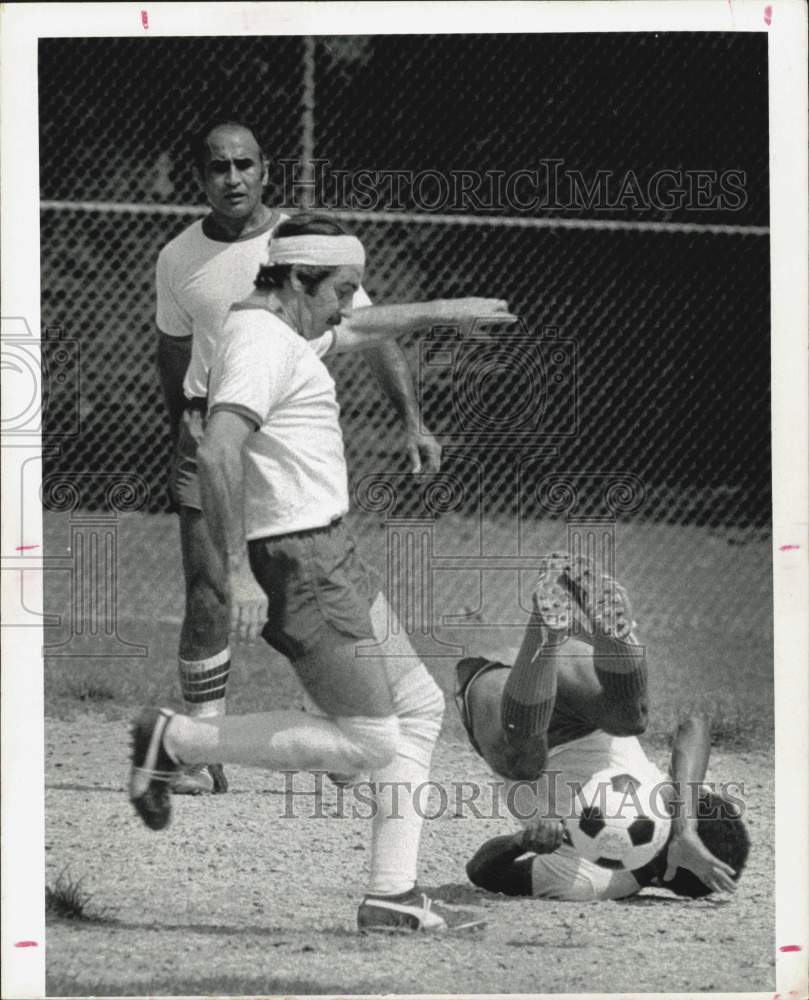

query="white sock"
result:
[165,709,399,774]
[366,664,444,896]
[179,648,230,718]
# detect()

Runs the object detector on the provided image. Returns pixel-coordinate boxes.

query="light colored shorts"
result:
[531,844,642,901]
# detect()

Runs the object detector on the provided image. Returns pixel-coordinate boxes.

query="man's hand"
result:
[519,818,566,855]
[228,558,268,643]
[435,298,518,336]
[663,828,738,894]
[405,426,442,473]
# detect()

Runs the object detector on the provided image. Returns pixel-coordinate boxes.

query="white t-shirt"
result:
[207,307,348,539]
[499,731,668,901]
[155,212,371,399]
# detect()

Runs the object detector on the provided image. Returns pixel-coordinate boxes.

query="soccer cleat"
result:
[357,890,486,934]
[171,763,228,795]
[564,556,637,642]
[129,707,180,830]
[530,552,577,632]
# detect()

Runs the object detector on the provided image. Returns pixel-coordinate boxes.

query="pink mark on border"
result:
[14,941,38,948]
[779,944,802,952]
[141,9,149,29]
[779,545,800,552]
[764,5,772,25]
[15,544,39,552]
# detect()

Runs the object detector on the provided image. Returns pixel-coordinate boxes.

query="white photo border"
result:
[1,3,806,998]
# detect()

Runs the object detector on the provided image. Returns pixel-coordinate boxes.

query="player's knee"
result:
[394,665,444,722]
[336,714,400,770]
[489,733,548,781]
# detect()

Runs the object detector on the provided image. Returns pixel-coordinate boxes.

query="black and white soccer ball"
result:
[567,768,671,870]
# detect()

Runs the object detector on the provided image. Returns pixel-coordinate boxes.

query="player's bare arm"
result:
[662,714,738,894]
[196,409,256,631]
[361,340,442,473]
[156,328,192,446]
[332,298,515,351]
[334,297,515,471]
[466,818,567,897]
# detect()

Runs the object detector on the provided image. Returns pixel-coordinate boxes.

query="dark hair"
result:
[254,213,351,294]
[662,791,751,898]
[190,117,265,174]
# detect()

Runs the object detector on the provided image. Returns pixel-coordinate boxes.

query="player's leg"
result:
[133,523,400,814]
[178,506,230,692]
[495,554,574,773]
[263,530,479,929]
[130,625,402,832]
[355,592,484,932]
[170,406,230,794]
[129,702,401,831]
[564,556,648,734]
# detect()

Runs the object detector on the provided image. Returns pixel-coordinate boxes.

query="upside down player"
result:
[157,118,509,794]
[455,556,750,901]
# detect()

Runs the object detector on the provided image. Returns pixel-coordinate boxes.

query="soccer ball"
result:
[566,768,671,870]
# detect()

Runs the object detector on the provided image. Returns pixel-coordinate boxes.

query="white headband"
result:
[265,234,365,269]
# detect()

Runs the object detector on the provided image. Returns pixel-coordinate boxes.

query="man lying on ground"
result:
[455,555,749,901]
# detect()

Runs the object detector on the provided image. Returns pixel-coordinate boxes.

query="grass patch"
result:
[64,678,116,703]
[46,869,114,923]
[707,701,769,750]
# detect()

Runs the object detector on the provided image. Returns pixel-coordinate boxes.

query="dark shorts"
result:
[248,519,377,663]
[168,399,207,511]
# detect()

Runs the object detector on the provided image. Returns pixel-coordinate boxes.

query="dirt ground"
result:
[44,714,774,997]
[41,511,777,995]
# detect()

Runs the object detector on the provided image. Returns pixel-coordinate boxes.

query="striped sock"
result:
[179,647,230,718]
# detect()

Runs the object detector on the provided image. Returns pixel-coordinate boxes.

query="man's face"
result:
[299,264,364,339]
[198,125,268,222]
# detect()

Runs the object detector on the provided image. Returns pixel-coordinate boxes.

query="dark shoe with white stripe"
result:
[358,889,486,934]
[129,708,179,830]
[171,763,228,795]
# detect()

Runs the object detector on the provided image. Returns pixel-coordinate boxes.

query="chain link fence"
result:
[37,34,772,687]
